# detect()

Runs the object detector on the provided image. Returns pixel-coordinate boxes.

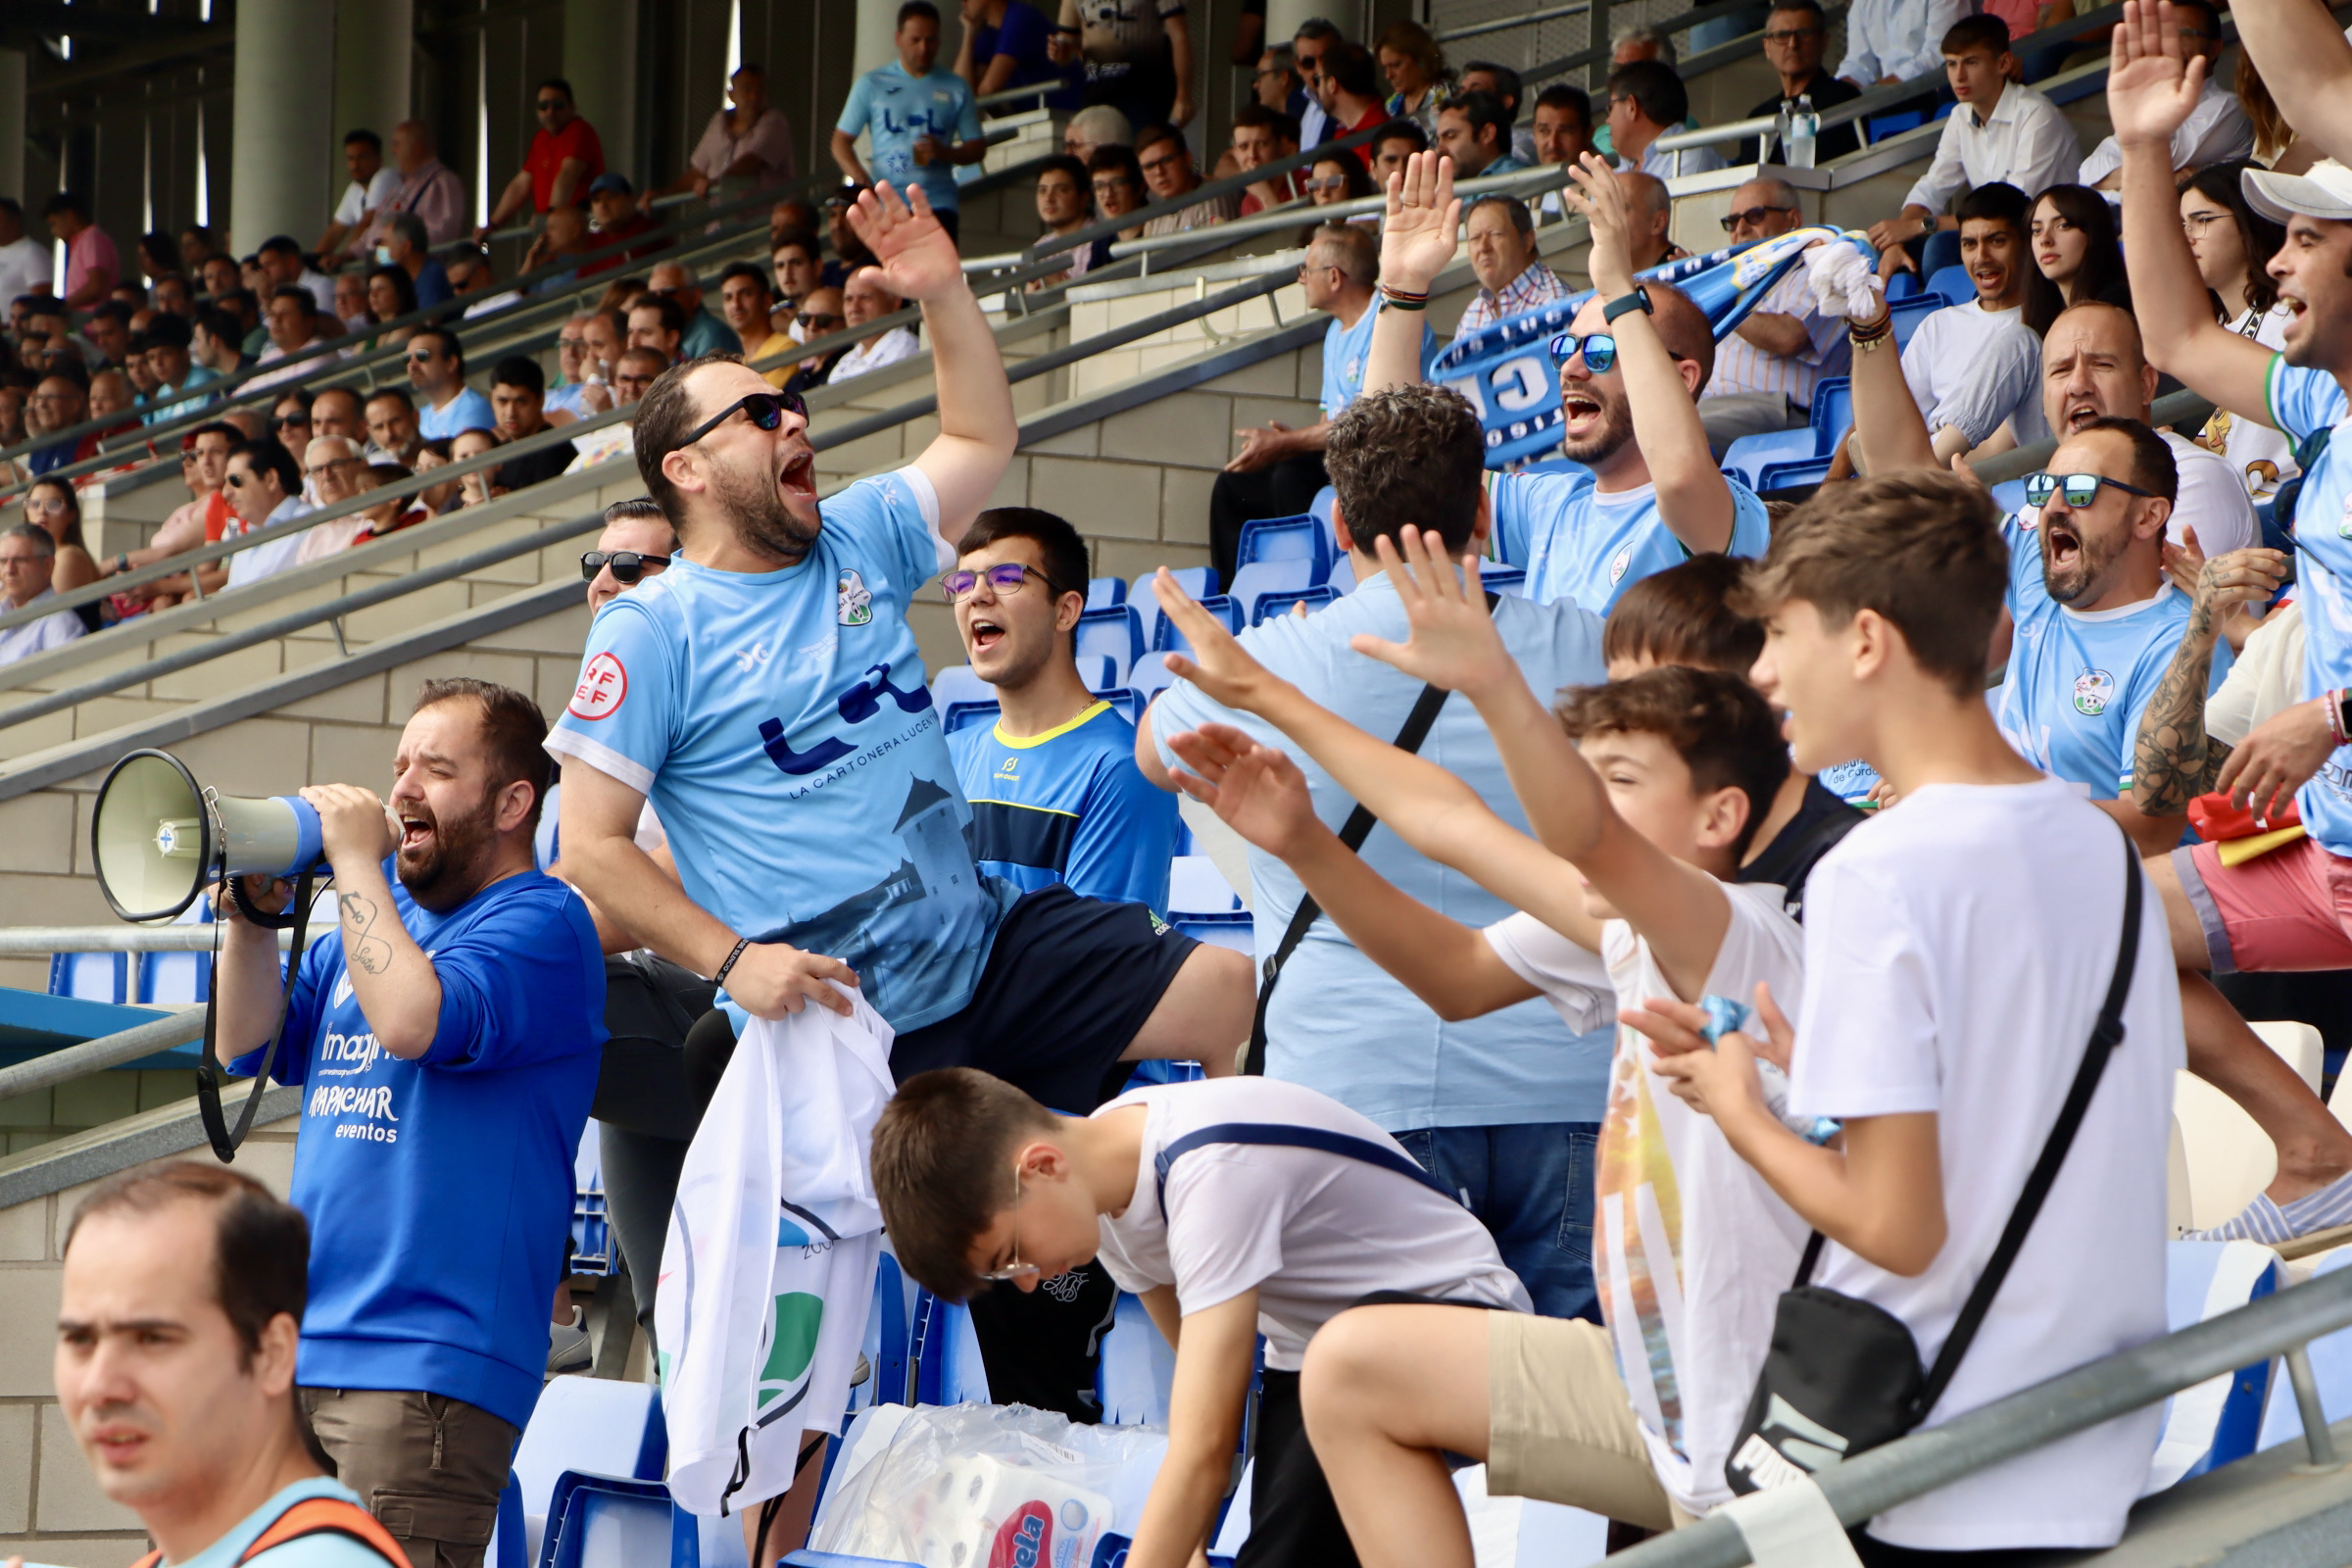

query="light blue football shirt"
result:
[1494,470,1773,616]
[417,385,495,440]
[546,466,1009,1032]
[949,699,1179,912]
[837,63,983,214]
[2268,358,2352,856]
[1150,569,1615,1132]
[1993,511,2228,800]
[1320,296,1437,421]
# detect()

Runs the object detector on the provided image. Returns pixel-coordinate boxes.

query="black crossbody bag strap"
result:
[1911,831,2142,1416]
[196,870,318,1163]
[1242,679,1454,1076]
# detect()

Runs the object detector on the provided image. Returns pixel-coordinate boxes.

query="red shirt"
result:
[579,213,668,276]
[1342,108,1390,169]
[525,118,606,211]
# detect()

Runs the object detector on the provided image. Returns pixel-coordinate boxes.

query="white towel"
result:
[659,986,897,1516]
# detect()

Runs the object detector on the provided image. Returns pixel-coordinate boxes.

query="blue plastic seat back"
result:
[1168,856,1243,918]
[1131,566,1217,651]
[49,951,129,1004]
[1229,560,1314,625]
[512,1377,669,1566]
[2144,1240,2280,1491]
[929,664,992,712]
[487,1474,525,1568]
[1756,456,1833,492]
[1079,654,1121,694]
[1254,584,1342,623]
[1926,264,1974,306]
[1236,514,1336,579]
[1152,594,1242,656]
[1885,270,1922,301]
[1308,486,1337,529]
[538,1473,681,1568]
[1086,576,1127,612]
[1129,652,1179,704]
[1988,477,2028,515]
[942,700,1001,735]
[1888,295,1943,352]
[1810,377,1852,446]
[909,1289,992,1405]
[1867,109,1924,141]
[1174,916,1255,953]
[1720,428,1820,489]
[1074,604,1145,685]
[1098,1293,1177,1426]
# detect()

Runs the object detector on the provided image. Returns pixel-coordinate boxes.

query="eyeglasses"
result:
[979,1165,1041,1283]
[943,562,1065,600]
[581,549,673,585]
[797,310,845,332]
[1139,153,1186,175]
[1760,26,1822,41]
[1305,176,1349,195]
[674,389,808,451]
[2181,210,2230,237]
[557,336,588,352]
[2022,470,2162,509]
[1297,259,1341,276]
[1721,204,1797,231]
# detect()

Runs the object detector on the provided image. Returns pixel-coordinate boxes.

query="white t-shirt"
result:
[335,165,404,227]
[1900,301,2022,430]
[0,235,52,311]
[1788,780,2180,1551]
[1091,1078,1531,1371]
[1487,887,1810,1517]
[2207,304,2299,501]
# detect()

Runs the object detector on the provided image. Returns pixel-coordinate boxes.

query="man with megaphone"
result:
[206,677,607,1568]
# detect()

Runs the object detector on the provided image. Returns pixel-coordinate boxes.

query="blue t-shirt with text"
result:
[950,700,1179,911]
[546,467,1008,1032]
[2268,358,2352,856]
[1993,511,2227,800]
[838,63,984,214]
[1496,470,1773,615]
[230,869,605,1433]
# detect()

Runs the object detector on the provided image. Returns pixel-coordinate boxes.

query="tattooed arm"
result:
[302,783,445,1059]
[2132,546,2291,816]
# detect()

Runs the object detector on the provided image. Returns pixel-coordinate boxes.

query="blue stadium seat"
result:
[1810,377,1852,448]
[538,1474,687,1568]
[1075,605,1145,685]
[1309,487,1337,529]
[909,1289,993,1404]
[1926,265,1973,306]
[1886,270,1922,301]
[1169,856,1244,917]
[2143,1241,2280,1491]
[1866,109,1924,140]
[1086,576,1127,611]
[1129,652,1179,705]
[1098,689,1145,725]
[489,1474,526,1568]
[1152,595,1243,656]
[1721,429,1819,489]
[1254,584,1342,622]
[1229,560,1314,625]
[1131,567,1217,652]
[511,1377,669,1567]
[49,950,131,1004]
[1099,1293,1177,1426]
[1482,565,1528,598]
[1756,456,1833,492]
[1236,514,1337,581]
[929,664,992,712]
[1888,295,1943,351]
[942,700,1001,735]
[569,1125,619,1278]
[1080,654,1121,693]
[1327,553,1357,594]
[1175,917,1255,954]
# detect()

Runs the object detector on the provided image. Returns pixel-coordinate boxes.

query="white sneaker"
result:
[548,1305,592,1375]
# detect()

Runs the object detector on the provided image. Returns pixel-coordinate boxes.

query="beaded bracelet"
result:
[1379,283,1430,312]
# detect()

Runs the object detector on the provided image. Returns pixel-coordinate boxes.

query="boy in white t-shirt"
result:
[870,1068,1529,1568]
[1629,469,2180,1559]
[1148,543,1812,1533]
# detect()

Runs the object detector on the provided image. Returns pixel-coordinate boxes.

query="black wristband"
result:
[712,936,753,988]
[1602,287,1653,324]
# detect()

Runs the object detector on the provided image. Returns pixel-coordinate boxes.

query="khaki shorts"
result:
[1487,1312,1692,1533]
[303,1387,519,1568]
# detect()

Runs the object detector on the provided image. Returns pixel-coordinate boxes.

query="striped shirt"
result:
[1456,261,1575,337]
[1704,268,1849,408]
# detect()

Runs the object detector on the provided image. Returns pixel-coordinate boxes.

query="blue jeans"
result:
[1394,1121,1600,1323]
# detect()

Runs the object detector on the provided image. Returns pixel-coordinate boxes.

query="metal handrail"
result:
[1653,115,1781,153]
[1438,3,1594,44]
[1614,1261,2352,1566]
[0,1010,211,1103]
[0,927,292,954]
[1969,391,2219,485]
[1107,161,1585,257]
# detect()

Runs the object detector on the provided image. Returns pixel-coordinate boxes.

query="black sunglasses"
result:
[2023,470,2162,509]
[1721,204,1797,231]
[675,389,807,451]
[582,549,672,585]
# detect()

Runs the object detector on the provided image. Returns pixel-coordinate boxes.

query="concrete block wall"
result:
[0,1112,300,1567]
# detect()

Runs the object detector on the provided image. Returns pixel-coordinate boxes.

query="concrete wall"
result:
[0,1105,301,1567]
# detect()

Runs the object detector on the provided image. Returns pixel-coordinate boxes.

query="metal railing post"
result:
[2284,1344,2345,1472]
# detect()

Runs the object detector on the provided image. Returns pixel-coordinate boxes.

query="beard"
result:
[395,791,500,911]
[1556,382,1636,466]
[2039,515,2131,605]
[711,452,822,564]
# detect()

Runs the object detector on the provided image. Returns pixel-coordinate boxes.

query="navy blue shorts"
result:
[891,884,1198,1112]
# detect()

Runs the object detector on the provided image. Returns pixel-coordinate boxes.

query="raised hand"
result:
[1379,151,1462,296]
[2108,0,2207,148]
[1806,238,1885,325]
[1562,153,1639,295]
[1346,526,1517,700]
[846,181,964,302]
[1167,722,1325,858]
[1155,566,1287,712]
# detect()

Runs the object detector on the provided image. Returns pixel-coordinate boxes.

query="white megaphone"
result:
[90,749,326,923]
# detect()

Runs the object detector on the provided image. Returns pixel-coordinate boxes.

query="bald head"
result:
[1619,171,1679,268]
[1646,282,1716,384]
[2042,301,2157,435]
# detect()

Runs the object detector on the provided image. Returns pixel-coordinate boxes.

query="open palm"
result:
[1167,723,1321,858]
[1380,151,1462,295]
[2107,0,2206,144]
[847,182,963,302]
[1348,527,1517,699]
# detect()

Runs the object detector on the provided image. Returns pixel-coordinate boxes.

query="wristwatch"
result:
[1602,287,1654,324]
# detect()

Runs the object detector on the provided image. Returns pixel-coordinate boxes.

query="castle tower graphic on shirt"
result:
[1596,1032,1689,1455]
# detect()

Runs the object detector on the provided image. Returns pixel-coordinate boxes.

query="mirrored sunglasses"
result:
[2022,470,2161,510]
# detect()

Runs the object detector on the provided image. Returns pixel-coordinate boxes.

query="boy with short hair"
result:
[1149,538,1811,1534]
[872,1064,1529,1568]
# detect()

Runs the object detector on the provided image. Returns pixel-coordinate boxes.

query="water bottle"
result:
[1788,94,1819,170]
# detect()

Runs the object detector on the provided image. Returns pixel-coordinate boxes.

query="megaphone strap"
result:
[198,868,319,1164]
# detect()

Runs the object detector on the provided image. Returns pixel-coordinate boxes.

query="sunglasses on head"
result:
[581,549,672,585]
[2022,470,2161,509]
[675,389,808,450]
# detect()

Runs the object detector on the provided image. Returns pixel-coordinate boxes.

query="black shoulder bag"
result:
[1241,681,1453,1076]
[1725,829,2142,1494]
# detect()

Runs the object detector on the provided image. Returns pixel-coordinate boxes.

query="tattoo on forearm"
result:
[340,893,396,976]
[2133,591,2232,816]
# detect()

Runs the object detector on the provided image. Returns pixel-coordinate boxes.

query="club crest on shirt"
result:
[568,653,626,720]
[838,569,873,626]
[2073,667,2115,716]
[1609,545,1633,585]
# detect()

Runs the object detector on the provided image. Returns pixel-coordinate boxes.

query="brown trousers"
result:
[302,1388,520,1568]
